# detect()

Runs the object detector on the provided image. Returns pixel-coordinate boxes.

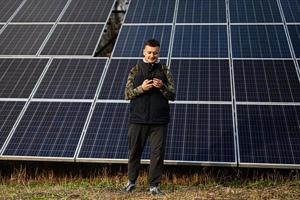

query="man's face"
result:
[143,45,160,64]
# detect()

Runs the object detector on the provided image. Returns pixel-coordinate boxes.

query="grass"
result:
[0,161,300,199]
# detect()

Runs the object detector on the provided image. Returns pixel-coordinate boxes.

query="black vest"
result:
[129,62,170,124]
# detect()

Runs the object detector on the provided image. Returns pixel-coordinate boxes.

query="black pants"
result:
[127,123,167,186]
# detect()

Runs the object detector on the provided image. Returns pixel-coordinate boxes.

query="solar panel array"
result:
[0,0,300,169]
[0,0,115,161]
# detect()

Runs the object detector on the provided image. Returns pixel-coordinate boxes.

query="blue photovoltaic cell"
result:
[0,101,25,150]
[79,103,235,164]
[280,0,300,23]
[60,0,114,22]
[41,24,104,56]
[12,0,68,22]
[98,59,167,100]
[0,59,49,98]
[231,25,291,58]
[166,104,235,162]
[0,0,23,22]
[177,0,226,23]
[288,25,300,58]
[234,60,300,102]
[172,25,228,58]
[78,103,130,159]
[237,105,300,165]
[229,0,282,23]
[124,0,175,23]
[170,59,231,101]
[34,59,107,99]
[3,102,91,158]
[112,25,172,57]
[0,24,52,55]
[98,59,138,99]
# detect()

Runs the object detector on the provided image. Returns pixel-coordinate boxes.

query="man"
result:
[124,39,176,195]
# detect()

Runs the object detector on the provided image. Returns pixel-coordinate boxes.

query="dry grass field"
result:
[0,161,299,199]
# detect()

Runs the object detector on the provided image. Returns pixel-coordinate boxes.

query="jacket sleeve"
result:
[124,65,144,100]
[160,66,176,101]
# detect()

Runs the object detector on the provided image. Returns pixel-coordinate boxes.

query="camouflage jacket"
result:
[124,63,176,101]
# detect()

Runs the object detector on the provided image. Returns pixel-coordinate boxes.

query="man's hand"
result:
[141,79,154,91]
[153,78,163,89]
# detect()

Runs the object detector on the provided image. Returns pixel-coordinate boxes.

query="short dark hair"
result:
[143,39,160,49]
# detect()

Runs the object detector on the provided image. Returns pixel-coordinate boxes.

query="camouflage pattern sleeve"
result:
[160,66,176,101]
[124,65,144,100]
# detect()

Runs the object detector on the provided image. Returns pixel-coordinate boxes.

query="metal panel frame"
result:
[76,157,236,167]
[226,0,239,167]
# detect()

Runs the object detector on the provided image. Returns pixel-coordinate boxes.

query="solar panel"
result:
[0,0,22,22]
[231,25,291,58]
[237,105,300,166]
[11,0,68,22]
[77,103,235,164]
[124,0,176,23]
[288,25,300,58]
[234,60,300,102]
[177,0,226,23]
[172,25,228,58]
[0,0,299,169]
[229,0,282,23]
[2,102,91,158]
[166,104,235,163]
[0,58,49,98]
[98,59,139,100]
[34,59,107,99]
[112,25,172,57]
[98,59,167,100]
[60,0,115,22]
[40,24,104,56]
[0,24,52,55]
[0,101,25,150]
[280,0,300,23]
[170,59,231,101]
[77,103,129,160]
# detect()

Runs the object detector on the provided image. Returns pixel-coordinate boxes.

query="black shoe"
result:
[123,181,135,193]
[149,186,165,196]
